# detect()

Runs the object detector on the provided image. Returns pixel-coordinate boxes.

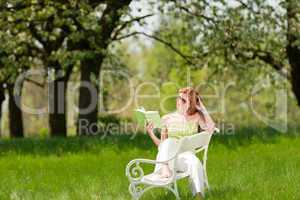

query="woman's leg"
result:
[176,151,205,196]
[154,138,179,177]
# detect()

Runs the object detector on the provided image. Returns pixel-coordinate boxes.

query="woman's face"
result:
[176,92,188,114]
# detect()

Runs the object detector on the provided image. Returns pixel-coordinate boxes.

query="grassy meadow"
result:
[0,127,299,200]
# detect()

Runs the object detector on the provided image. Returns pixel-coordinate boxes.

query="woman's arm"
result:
[146,123,169,146]
[146,122,161,146]
[197,99,215,134]
[146,114,171,146]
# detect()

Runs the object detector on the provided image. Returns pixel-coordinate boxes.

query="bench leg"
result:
[168,181,180,200]
[129,181,181,200]
[129,183,142,200]
[174,182,180,200]
[203,167,210,190]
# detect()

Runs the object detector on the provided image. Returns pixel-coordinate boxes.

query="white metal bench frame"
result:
[125,128,219,200]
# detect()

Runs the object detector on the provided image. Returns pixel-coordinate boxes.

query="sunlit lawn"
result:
[0,127,299,200]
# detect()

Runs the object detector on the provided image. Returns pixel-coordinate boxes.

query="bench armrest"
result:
[126,154,179,182]
[194,146,206,154]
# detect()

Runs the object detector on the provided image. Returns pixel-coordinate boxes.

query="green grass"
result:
[0,127,299,200]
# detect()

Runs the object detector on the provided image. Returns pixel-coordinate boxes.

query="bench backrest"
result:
[178,128,219,155]
[178,131,211,153]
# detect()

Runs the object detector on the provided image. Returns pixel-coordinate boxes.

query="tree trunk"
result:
[0,88,6,137]
[8,85,24,138]
[48,77,69,137]
[287,0,300,105]
[76,0,132,136]
[76,58,102,136]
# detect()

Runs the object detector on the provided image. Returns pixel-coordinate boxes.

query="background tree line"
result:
[0,0,299,138]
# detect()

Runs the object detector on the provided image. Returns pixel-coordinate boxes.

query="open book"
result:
[133,107,162,129]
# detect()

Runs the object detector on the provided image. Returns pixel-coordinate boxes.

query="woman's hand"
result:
[145,122,161,146]
[146,122,154,136]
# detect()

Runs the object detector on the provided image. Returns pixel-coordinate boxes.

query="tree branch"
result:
[114,31,196,66]
[96,0,131,46]
[25,78,45,88]
[111,13,154,40]
[0,2,39,11]
[232,46,291,79]
[234,0,259,15]
[29,23,46,50]
[177,5,217,24]
[256,54,290,79]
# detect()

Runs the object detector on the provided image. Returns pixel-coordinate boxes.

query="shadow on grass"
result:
[0,132,154,156]
[0,126,299,156]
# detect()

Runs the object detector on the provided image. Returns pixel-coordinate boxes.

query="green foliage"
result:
[0,0,134,79]
[156,0,293,88]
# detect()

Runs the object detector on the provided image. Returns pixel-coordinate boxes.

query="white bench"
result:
[125,128,219,200]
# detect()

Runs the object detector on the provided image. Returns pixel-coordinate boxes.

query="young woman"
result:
[146,87,215,199]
